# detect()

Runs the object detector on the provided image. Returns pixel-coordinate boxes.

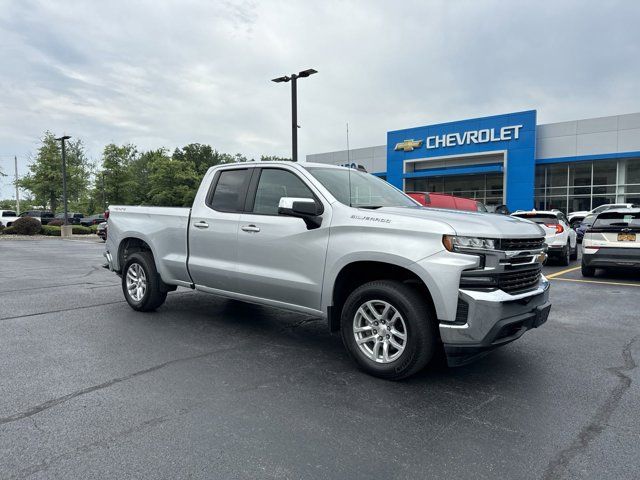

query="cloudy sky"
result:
[1,0,639,198]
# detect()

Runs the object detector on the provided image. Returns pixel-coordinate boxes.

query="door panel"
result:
[188,168,251,292]
[237,214,329,310]
[236,167,330,310]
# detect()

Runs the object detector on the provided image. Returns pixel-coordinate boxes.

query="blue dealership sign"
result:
[386,110,537,211]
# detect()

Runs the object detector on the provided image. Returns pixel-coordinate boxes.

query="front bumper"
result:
[582,247,640,269]
[439,278,551,366]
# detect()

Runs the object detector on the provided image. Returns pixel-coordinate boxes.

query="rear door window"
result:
[2,211,16,217]
[209,169,251,212]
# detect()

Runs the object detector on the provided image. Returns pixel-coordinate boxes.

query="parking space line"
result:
[551,277,640,288]
[546,266,581,279]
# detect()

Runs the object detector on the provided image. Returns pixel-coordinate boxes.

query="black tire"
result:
[558,243,570,266]
[581,261,596,277]
[340,280,437,380]
[570,242,578,261]
[122,251,167,311]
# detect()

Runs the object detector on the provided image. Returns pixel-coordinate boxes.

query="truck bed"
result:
[107,206,192,285]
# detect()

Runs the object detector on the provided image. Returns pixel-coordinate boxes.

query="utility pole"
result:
[271,68,317,162]
[55,135,72,235]
[14,156,20,215]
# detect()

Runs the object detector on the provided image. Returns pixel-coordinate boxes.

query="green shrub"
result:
[11,217,41,235]
[90,224,99,233]
[2,226,16,234]
[48,219,64,227]
[72,226,92,235]
[41,225,61,236]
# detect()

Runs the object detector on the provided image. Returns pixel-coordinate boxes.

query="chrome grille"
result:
[500,238,545,251]
[498,266,541,293]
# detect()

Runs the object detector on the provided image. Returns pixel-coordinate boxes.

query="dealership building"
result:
[307,110,640,213]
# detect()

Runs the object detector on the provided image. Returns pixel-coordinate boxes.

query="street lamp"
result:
[55,135,71,226]
[272,68,317,162]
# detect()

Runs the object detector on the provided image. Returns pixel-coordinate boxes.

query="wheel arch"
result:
[326,259,438,334]
[117,236,156,273]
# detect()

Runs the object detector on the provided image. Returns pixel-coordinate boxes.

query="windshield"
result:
[512,213,558,224]
[593,211,640,228]
[581,214,597,226]
[307,168,417,208]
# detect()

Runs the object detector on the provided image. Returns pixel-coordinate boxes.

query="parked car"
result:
[568,203,635,228]
[104,162,551,379]
[80,214,106,226]
[511,210,578,265]
[0,210,19,227]
[96,221,107,241]
[581,208,640,276]
[19,210,54,225]
[576,214,597,243]
[53,212,85,224]
[406,191,487,212]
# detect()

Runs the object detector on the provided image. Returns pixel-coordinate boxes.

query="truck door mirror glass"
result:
[278,197,322,229]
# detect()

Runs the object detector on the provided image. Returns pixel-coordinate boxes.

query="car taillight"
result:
[104,210,109,220]
[545,223,564,234]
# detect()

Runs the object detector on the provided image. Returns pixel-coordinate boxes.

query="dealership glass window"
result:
[591,196,616,208]
[546,196,568,213]
[404,173,503,205]
[627,160,640,184]
[547,164,568,187]
[569,162,591,195]
[568,196,591,213]
[592,160,617,193]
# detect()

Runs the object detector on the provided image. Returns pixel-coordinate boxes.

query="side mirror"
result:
[278,197,323,229]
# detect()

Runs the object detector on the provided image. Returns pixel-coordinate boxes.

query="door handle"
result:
[241,224,260,233]
[193,221,209,229]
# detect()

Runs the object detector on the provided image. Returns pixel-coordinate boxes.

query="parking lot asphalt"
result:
[1,239,639,480]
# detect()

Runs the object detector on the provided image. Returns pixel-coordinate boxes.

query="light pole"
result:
[272,68,317,162]
[55,135,71,226]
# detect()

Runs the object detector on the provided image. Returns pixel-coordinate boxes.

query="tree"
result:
[147,151,199,207]
[260,155,291,162]
[173,143,242,176]
[100,143,138,205]
[17,132,91,212]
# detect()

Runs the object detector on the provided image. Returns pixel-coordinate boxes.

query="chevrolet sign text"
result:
[426,124,523,149]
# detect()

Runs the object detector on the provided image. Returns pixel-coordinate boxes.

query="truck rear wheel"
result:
[122,251,167,311]
[340,280,436,380]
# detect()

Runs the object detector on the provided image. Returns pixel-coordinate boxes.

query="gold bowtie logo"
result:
[394,139,423,152]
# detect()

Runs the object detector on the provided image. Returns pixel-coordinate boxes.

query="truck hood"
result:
[375,206,545,239]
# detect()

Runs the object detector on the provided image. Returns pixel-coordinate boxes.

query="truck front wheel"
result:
[122,251,167,312]
[340,280,437,380]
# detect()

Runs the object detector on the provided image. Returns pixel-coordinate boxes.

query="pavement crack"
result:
[431,394,498,442]
[0,300,127,322]
[541,335,639,480]
[12,416,170,480]
[0,344,241,427]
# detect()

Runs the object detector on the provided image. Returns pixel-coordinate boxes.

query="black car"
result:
[80,214,106,226]
[54,212,85,225]
[20,210,54,225]
[576,214,596,243]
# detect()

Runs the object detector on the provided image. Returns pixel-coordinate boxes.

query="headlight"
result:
[443,235,497,252]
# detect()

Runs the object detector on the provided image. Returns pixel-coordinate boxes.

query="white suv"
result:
[582,208,640,276]
[512,210,578,265]
[568,203,635,227]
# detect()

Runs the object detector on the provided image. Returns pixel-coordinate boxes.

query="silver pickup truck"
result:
[105,162,550,379]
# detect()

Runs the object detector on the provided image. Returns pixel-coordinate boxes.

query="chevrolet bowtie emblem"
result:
[394,139,423,152]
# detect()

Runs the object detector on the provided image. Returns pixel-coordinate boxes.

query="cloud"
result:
[1,0,639,198]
